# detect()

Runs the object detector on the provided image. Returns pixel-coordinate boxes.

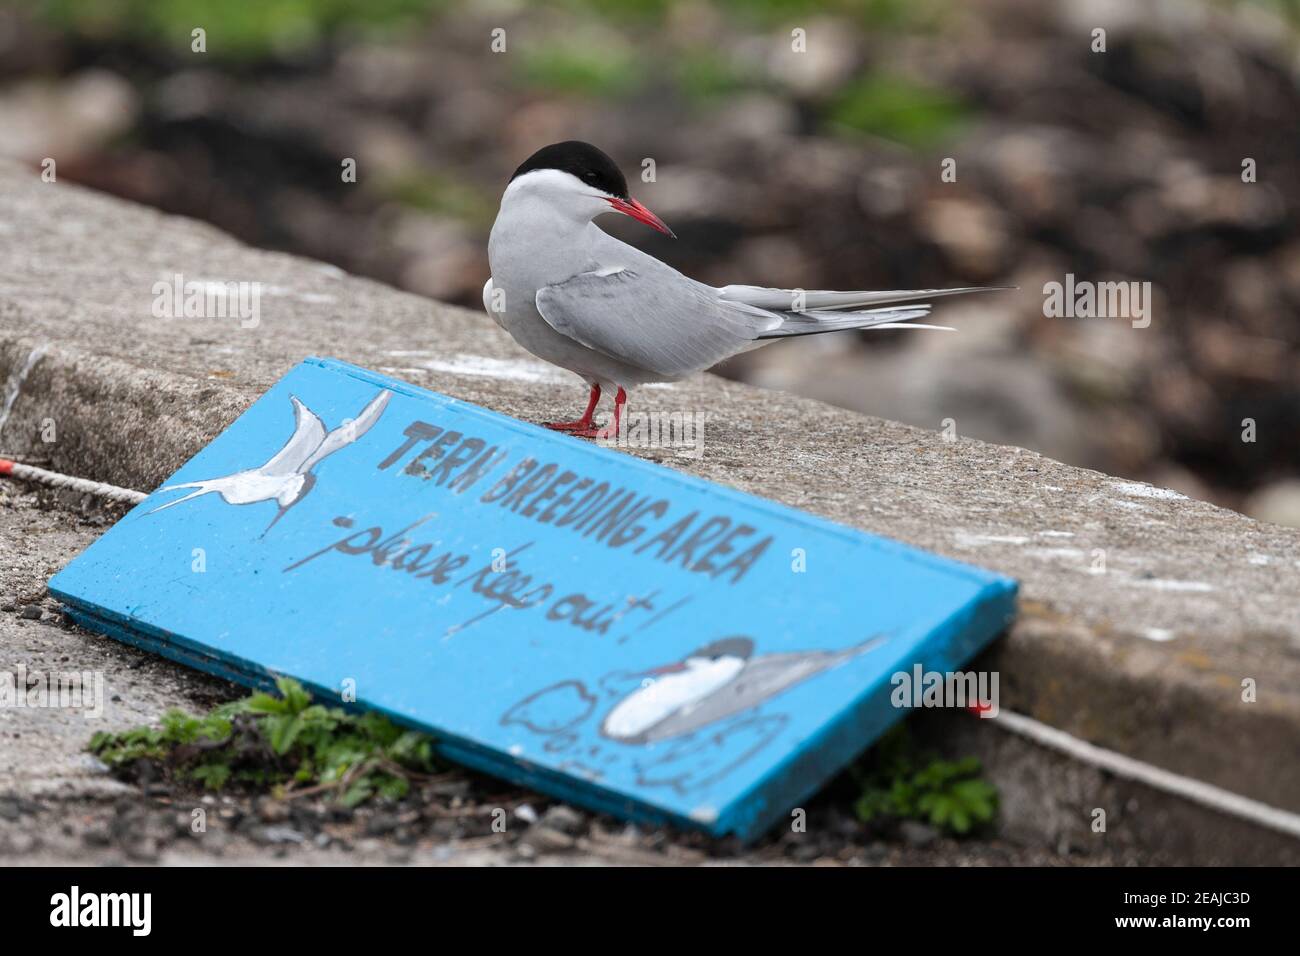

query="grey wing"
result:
[643,638,886,740]
[262,397,327,476]
[535,269,782,379]
[718,285,1008,310]
[638,654,837,741]
[298,390,391,474]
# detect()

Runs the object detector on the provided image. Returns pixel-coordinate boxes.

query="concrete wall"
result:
[2,161,1297,860]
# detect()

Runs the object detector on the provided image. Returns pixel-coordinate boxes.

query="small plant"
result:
[850,725,998,836]
[88,677,443,807]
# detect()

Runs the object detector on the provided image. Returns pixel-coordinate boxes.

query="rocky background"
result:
[2,0,1297,523]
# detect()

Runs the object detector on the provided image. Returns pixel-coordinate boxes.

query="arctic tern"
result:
[485,141,1002,438]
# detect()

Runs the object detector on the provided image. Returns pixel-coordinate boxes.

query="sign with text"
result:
[50,357,1017,840]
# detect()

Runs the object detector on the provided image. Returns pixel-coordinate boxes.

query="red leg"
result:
[571,387,625,440]
[594,387,626,440]
[545,384,601,431]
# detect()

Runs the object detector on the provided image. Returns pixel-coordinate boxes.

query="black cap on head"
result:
[689,637,754,661]
[510,141,629,199]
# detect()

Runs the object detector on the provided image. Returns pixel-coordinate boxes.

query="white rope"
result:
[4,456,1297,839]
[0,458,147,505]
[989,708,1300,839]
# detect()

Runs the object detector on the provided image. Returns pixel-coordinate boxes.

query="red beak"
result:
[605,197,676,238]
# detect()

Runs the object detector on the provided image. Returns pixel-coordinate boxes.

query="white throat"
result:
[488,170,611,288]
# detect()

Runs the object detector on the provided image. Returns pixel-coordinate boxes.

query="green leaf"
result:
[266,713,306,755]
[84,672,443,809]
[275,677,313,714]
[848,725,999,837]
[245,690,289,715]
[189,762,231,790]
[377,775,409,801]
[341,779,374,808]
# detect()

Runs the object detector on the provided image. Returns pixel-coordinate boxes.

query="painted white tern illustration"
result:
[147,390,390,533]
[600,635,885,744]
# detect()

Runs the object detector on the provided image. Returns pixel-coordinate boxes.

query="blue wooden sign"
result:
[50,358,1016,840]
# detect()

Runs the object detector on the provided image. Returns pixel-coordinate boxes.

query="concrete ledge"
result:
[2,160,1298,832]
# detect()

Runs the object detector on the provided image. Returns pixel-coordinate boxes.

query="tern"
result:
[147,390,390,533]
[600,635,885,744]
[485,141,1005,438]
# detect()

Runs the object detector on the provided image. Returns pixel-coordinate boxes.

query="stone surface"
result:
[1,160,1298,829]
[2,492,1168,865]
[0,489,1287,863]
[0,490,229,798]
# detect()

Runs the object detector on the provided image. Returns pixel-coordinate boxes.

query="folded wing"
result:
[536,264,1010,378]
[536,269,781,379]
[718,285,1005,311]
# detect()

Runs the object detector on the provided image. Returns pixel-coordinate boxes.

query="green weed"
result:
[88,677,443,807]
[850,725,998,836]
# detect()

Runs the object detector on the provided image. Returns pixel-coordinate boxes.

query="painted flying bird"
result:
[147,390,390,533]
[485,141,1006,438]
[600,635,885,744]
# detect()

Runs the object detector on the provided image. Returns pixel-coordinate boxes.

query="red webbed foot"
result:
[565,387,626,441]
[543,383,601,432]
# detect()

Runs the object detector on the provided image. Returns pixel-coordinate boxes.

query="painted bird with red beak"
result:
[485,141,999,438]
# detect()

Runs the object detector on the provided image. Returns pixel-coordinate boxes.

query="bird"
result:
[484,140,1006,438]
[147,390,390,534]
[599,635,885,744]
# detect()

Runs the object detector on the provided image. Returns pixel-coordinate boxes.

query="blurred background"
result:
[1,0,1297,523]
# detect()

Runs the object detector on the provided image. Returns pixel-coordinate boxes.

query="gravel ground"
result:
[0,485,1148,866]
